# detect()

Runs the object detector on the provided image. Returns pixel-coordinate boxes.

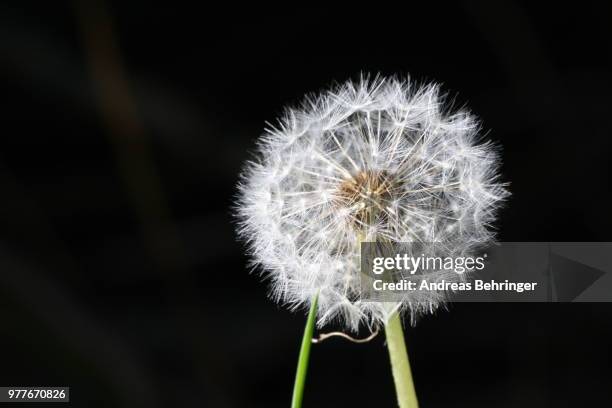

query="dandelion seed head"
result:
[236,76,509,330]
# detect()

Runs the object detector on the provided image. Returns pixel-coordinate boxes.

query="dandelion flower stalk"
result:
[236,75,509,406]
[385,312,418,408]
[291,293,318,408]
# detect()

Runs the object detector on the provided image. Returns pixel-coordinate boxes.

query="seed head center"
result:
[337,170,395,222]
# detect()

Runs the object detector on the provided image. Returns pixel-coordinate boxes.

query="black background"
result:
[1,1,611,407]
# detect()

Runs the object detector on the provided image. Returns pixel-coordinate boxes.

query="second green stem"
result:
[385,311,419,408]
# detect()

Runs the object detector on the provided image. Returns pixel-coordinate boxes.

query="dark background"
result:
[1,1,611,407]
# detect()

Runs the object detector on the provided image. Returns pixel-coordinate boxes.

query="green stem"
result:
[385,311,419,408]
[291,293,319,408]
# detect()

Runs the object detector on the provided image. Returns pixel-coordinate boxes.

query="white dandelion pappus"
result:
[236,76,509,331]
